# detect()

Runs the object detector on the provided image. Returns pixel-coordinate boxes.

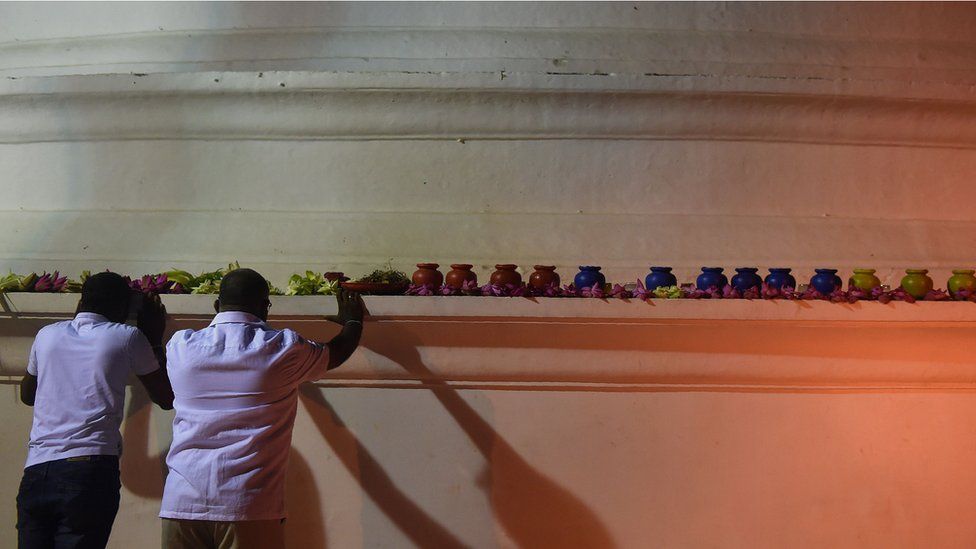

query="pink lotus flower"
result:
[32,271,67,292]
[684,288,708,299]
[527,282,561,298]
[559,284,579,297]
[479,283,502,297]
[924,288,950,301]
[759,282,792,300]
[129,273,179,294]
[885,287,915,303]
[721,285,741,299]
[799,287,826,300]
[631,280,651,301]
[438,285,460,296]
[609,284,632,299]
[406,283,437,296]
[478,283,525,297]
[579,283,604,299]
[741,286,760,300]
[828,289,851,303]
[953,288,976,302]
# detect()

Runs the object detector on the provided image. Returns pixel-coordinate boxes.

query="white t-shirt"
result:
[160,311,330,521]
[25,312,160,468]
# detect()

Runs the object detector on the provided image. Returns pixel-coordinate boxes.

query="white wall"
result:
[3,2,976,548]
[2,1,976,286]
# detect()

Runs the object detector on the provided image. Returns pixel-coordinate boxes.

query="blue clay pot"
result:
[644,266,677,291]
[764,268,796,290]
[574,266,606,289]
[696,267,728,291]
[810,268,842,294]
[731,267,762,292]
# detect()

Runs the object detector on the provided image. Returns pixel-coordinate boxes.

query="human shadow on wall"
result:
[121,385,326,549]
[300,328,616,549]
[298,386,469,549]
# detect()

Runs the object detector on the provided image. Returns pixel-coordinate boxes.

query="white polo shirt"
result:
[160,311,330,521]
[25,312,160,468]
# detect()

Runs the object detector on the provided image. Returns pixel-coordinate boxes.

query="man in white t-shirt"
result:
[160,268,364,549]
[17,271,175,548]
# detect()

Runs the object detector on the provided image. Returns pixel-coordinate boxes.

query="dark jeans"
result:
[16,455,121,549]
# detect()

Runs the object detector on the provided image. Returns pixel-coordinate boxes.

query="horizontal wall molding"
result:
[3,25,976,101]
[2,72,976,147]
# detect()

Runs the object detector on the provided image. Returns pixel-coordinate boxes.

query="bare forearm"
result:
[139,347,174,410]
[327,321,363,370]
[20,374,36,406]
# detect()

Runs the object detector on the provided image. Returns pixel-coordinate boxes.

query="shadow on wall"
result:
[299,327,616,549]
[120,386,326,548]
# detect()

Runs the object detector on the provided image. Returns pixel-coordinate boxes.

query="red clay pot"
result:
[445,264,477,289]
[528,265,560,289]
[412,263,444,287]
[490,264,522,286]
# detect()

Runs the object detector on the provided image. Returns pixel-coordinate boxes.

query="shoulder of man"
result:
[34,319,73,340]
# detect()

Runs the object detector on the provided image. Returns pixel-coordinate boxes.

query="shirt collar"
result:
[209,311,268,327]
[73,312,110,326]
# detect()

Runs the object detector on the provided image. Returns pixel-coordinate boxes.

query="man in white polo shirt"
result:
[17,271,175,548]
[160,268,364,548]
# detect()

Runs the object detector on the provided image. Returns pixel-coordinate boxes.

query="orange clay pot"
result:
[445,264,477,289]
[489,264,522,286]
[412,263,443,287]
[528,265,560,289]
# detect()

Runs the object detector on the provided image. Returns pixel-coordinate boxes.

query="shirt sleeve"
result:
[285,332,331,384]
[26,341,38,376]
[127,330,161,376]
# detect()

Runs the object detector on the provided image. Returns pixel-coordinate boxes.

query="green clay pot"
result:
[900,269,933,299]
[848,268,881,292]
[948,269,976,297]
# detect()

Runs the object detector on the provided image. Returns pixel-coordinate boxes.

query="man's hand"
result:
[326,289,365,370]
[337,289,364,324]
[136,293,167,346]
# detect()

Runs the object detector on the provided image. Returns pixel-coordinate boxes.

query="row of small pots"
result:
[690,267,976,299]
[412,264,976,299]
[412,263,603,291]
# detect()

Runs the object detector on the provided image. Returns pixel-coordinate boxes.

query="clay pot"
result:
[644,267,677,291]
[900,269,933,299]
[490,264,522,286]
[848,268,881,292]
[764,268,796,290]
[528,265,560,289]
[574,266,606,289]
[696,267,727,291]
[731,267,762,292]
[412,263,443,287]
[810,269,842,294]
[445,264,477,289]
[948,269,976,297]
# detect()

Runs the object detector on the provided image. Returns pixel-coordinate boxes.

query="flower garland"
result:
[404,280,965,302]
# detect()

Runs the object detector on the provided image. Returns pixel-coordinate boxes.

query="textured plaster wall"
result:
[2,2,976,548]
[2,1,976,286]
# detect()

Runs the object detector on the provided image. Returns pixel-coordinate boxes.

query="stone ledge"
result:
[3,294,974,386]
[3,292,976,322]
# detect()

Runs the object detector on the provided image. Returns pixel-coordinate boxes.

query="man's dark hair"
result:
[219,268,269,312]
[78,271,131,319]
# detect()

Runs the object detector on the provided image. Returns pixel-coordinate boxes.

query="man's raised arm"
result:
[136,294,174,409]
[326,289,365,370]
